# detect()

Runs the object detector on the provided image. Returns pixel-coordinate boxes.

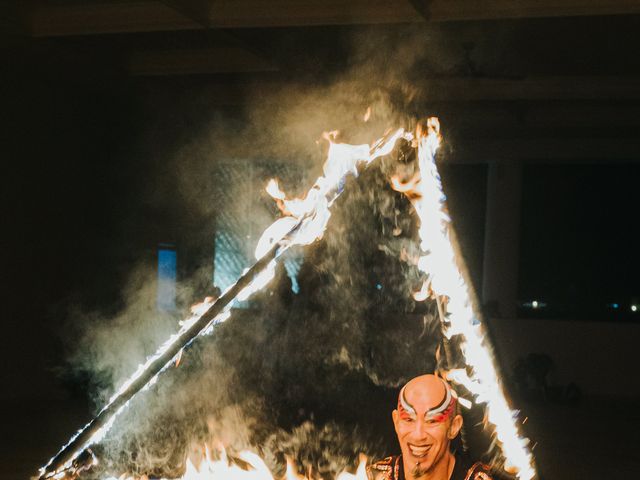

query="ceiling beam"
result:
[205,0,421,28]
[27,0,418,36]
[428,0,640,22]
[29,1,200,37]
[28,0,640,37]
[444,136,640,163]
[438,104,640,131]
[159,0,213,28]
[522,104,640,129]
[128,46,278,75]
[170,0,640,27]
[174,76,640,105]
[416,76,640,102]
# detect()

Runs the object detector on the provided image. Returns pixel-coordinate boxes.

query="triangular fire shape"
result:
[39,120,535,480]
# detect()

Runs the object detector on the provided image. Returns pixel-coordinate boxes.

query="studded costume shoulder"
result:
[367,455,494,480]
[461,461,494,480]
[366,456,402,480]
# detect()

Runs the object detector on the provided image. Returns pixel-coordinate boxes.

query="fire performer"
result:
[368,374,494,480]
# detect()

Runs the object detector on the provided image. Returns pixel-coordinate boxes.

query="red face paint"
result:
[425,396,456,423]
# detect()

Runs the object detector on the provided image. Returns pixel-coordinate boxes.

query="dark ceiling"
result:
[3,1,640,164]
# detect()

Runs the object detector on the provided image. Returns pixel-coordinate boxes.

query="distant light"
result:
[523,299,546,309]
[611,303,620,309]
[632,305,638,313]
[376,283,383,291]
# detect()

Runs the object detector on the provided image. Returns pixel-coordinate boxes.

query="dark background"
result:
[2,2,640,479]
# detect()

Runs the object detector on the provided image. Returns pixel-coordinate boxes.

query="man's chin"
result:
[410,460,431,479]
[402,451,435,477]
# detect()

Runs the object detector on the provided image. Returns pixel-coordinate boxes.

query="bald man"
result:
[367,374,494,480]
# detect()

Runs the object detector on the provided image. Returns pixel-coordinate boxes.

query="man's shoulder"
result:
[464,462,494,480]
[366,454,496,480]
[366,455,401,480]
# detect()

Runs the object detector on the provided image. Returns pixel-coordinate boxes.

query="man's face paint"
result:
[393,376,461,480]
[397,380,457,424]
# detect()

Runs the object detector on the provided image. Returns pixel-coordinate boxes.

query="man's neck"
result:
[403,452,456,480]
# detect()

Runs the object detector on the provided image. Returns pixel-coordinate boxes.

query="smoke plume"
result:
[61,26,456,478]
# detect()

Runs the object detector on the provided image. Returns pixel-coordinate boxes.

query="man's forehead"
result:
[403,375,447,410]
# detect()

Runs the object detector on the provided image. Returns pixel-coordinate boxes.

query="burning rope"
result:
[38,128,408,480]
[392,118,536,479]
[41,120,535,479]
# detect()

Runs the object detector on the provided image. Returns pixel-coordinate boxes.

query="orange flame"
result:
[108,447,370,480]
[390,118,536,479]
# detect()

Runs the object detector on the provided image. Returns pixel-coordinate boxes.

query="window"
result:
[157,244,177,311]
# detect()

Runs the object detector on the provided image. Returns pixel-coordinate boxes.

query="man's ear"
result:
[447,414,463,440]
[392,409,399,430]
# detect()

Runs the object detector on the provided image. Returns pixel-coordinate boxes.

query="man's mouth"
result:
[408,443,432,458]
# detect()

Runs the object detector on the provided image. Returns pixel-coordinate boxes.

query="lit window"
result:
[157,244,177,311]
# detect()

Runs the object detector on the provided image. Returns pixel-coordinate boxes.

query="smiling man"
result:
[367,374,494,480]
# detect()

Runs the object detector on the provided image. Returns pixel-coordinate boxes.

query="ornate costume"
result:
[366,455,494,480]
[374,375,497,480]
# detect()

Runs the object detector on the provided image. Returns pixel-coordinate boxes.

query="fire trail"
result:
[394,119,535,479]
[39,128,408,480]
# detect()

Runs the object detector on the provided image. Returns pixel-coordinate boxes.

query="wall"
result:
[490,317,640,398]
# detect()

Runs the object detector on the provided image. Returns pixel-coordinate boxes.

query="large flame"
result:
[257,128,408,258]
[40,127,407,480]
[43,117,536,480]
[252,128,408,298]
[106,447,368,480]
[391,118,536,480]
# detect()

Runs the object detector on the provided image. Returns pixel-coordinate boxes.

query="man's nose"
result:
[412,419,428,439]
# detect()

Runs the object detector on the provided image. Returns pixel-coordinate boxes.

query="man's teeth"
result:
[409,444,431,457]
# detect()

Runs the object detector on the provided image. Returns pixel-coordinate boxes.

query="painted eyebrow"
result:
[399,385,417,415]
[401,379,453,419]
[424,379,452,418]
